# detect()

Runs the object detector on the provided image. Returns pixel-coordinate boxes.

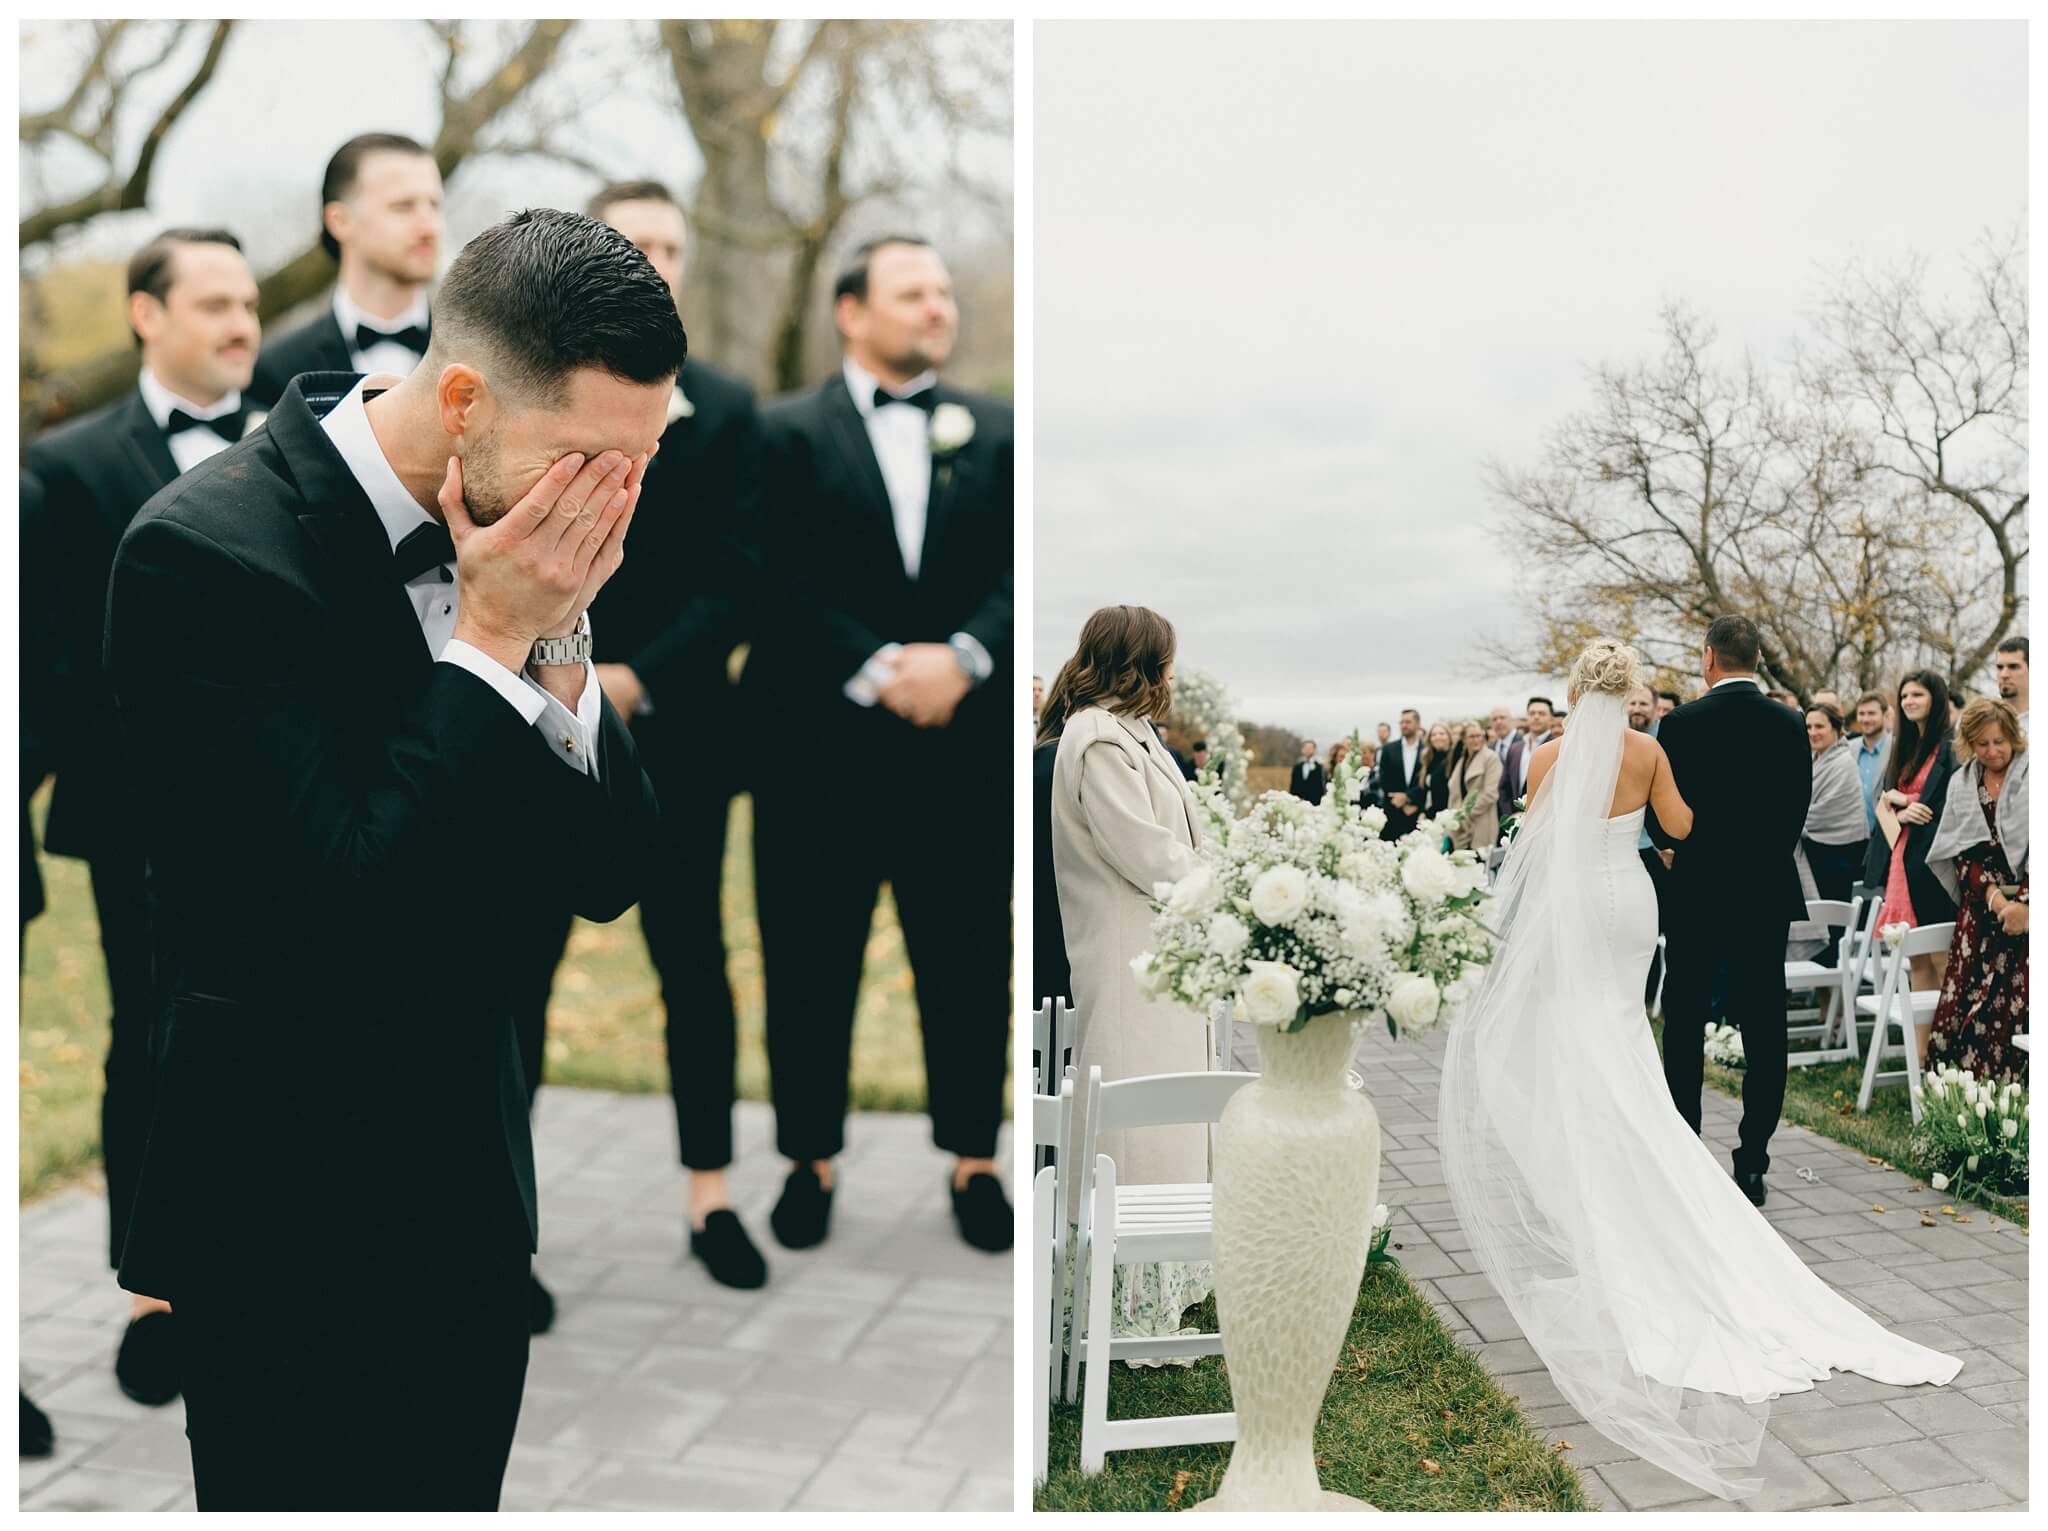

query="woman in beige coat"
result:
[1040,605,1212,1349]
[1448,719,1504,850]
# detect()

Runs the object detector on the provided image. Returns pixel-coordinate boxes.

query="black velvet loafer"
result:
[690,1209,769,1289]
[20,1391,53,1458]
[114,1310,180,1406]
[528,1270,557,1336]
[769,1165,834,1250]
[950,1172,1013,1252]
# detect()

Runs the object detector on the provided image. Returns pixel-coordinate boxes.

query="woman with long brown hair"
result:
[1044,605,1214,1350]
[1866,670,1959,1026]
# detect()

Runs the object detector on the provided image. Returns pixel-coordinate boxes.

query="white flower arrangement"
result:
[1879,921,1911,951]
[1169,668,1255,815]
[1908,1066,2029,1198]
[929,402,975,454]
[1702,1022,1746,1069]
[1137,752,1494,1038]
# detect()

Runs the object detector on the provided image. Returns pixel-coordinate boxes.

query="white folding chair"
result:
[1785,898,1859,1065]
[1208,998,1236,1072]
[1069,1065,1257,1475]
[1031,1074,1075,1412]
[1032,1162,1055,1486]
[1854,922,1955,1120]
[1032,997,1076,1112]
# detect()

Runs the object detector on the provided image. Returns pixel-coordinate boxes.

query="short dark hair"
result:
[428,208,686,406]
[126,227,242,349]
[1806,701,1845,738]
[320,132,432,261]
[1656,690,1682,707]
[1996,635,2029,660]
[588,179,678,221]
[1705,614,1762,672]
[833,235,934,304]
[1527,696,1555,714]
[1854,690,1887,713]
[1191,739,1209,751]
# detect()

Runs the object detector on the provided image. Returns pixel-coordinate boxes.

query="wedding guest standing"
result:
[1798,702,1869,965]
[1033,726,1073,1014]
[1495,695,1554,825]
[25,228,260,1409]
[746,236,1012,1254]
[1852,690,1892,835]
[1655,690,1681,721]
[104,210,673,1508]
[1045,606,1212,1345]
[1447,720,1503,851]
[1994,636,2029,733]
[1924,699,2028,1083]
[513,180,768,1299]
[1421,721,1455,820]
[1380,708,1426,840]
[1353,741,1382,811]
[1867,670,1959,1057]
[251,133,441,405]
[1290,739,1326,803]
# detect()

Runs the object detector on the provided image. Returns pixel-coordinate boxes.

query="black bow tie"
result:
[165,407,246,443]
[355,323,430,356]
[393,521,456,584]
[874,384,937,413]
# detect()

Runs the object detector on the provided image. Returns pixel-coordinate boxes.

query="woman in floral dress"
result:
[1924,699,2029,1083]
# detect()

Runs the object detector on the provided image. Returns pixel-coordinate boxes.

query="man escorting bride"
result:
[1440,624,1961,1503]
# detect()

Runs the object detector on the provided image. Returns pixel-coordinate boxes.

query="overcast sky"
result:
[1034,20,2027,744]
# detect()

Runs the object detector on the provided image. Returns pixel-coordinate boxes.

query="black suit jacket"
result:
[587,359,760,793]
[25,391,187,860]
[1650,682,1811,926]
[21,469,55,923]
[1859,738,1959,924]
[249,307,355,408]
[1378,738,1425,806]
[1290,760,1326,804]
[104,373,661,1299]
[741,371,1012,761]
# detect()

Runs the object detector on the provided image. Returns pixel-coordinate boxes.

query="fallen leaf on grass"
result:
[1419,1458,1443,1475]
[1867,1156,1883,1164]
[1166,1471,1190,1509]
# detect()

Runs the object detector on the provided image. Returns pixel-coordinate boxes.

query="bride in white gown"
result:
[1439,640,1961,1501]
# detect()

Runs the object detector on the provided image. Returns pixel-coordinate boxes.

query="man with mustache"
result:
[251,132,442,404]
[23,226,261,1410]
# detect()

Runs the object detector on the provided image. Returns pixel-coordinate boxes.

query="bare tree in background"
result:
[660,19,1011,392]
[1487,241,2029,699]
[22,20,578,429]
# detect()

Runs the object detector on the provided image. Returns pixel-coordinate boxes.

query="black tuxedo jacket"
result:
[25,391,190,860]
[1650,682,1811,927]
[1290,760,1326,804]
[587,359,760,791]
[1378,738,1425,809]
[741,371,1012,759]
[103,373,661,1299]
[249,306,355,408]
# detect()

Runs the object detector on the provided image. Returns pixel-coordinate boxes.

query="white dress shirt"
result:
[318,377,600,776]
[1712,676,1762,693]
[137,369,246,474]
[333,286,431,381]
[1401,735,1421,784]
[837,358,992,707]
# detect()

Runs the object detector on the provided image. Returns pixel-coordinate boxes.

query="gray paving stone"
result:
[1807,1450,1891,1503]
[1882,1391,2005,1436]
[1931,1426,2029,1499]
[1598,1456,1704,1509]
[1902,1480,2016,1511]
[1849,1437,1978,1494]
[1768,1402,1926,1456]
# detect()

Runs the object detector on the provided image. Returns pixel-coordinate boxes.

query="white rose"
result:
[1401,847,1458,902]
[1240,960,1301,1025]
[1207,911,1250,961]
[1930,1172,1949,1190]
[1168,865,1219,915]
[1130,952,1167,996]
[1359,805,1389,834]
[1249,865,1311,926]
[1385,973,1441,1033]
[1334,988,1356,1007]
[929,402,975,453]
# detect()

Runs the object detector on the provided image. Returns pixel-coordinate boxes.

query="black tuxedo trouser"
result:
[1660,910,1791,1178]
[752,745,1009,1163]
[88,845,154,1270]
[515,783,739,1169]
[177,1242,527,1510]
[1802,837,1869,968]
[1638,847,1671,1007]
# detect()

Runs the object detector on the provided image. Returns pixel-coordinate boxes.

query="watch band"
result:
[529,614,592,668]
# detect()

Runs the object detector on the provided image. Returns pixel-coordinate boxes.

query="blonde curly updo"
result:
[1567,639,1643,701]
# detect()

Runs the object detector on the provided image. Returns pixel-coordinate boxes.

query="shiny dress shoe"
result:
[20,1390,54,1458]
[528,1271,556,1335]
[1736,1166,1767,1207]
[689,1210,769,1289]
[114,1311,180,1406]
[769,1165,834,1250]
[950,1172,1013,1252]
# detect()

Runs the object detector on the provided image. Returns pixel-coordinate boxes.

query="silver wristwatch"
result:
[947,633,991,686]
[529,613,592,668]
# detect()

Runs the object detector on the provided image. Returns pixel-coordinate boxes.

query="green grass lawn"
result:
[1650,1014,2029,1228]
[20,788,961,1203]
[1035,1270,1591,1512]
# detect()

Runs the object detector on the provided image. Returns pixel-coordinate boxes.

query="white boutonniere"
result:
[241,410,268,438]
[929,401,974,455]
[667,384,694,424]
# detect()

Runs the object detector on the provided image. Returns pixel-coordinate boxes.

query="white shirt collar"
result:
[137,368,241,431]
[333,284,431,345]
[317,376,435,554]
[1711,675,1762,692]
[843,357,938,418]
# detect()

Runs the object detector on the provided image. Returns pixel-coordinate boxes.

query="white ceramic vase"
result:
[1193,1012,1382,1513]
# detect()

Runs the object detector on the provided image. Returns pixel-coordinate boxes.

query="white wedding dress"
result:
[1438,690,1960,1501]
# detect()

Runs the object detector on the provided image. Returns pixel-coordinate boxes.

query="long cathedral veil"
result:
[1438,690,1771,1498]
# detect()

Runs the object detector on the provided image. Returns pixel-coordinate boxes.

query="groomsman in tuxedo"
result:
[1649,616,1811,1207]
[251,133,441,405]
[1290,740,1326,803]
[1495,695,1556,823]
[1378,708,1426,839]
[24,228,261,1408]
[105,209,673,1507]
[515,180,770,1299]
[745,236,1012,1254]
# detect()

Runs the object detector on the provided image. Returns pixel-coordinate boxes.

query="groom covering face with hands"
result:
[104,208,677,1509]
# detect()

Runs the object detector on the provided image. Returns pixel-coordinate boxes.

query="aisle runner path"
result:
[1230,1024,2029,1513]
[19,1091,1012,1512]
